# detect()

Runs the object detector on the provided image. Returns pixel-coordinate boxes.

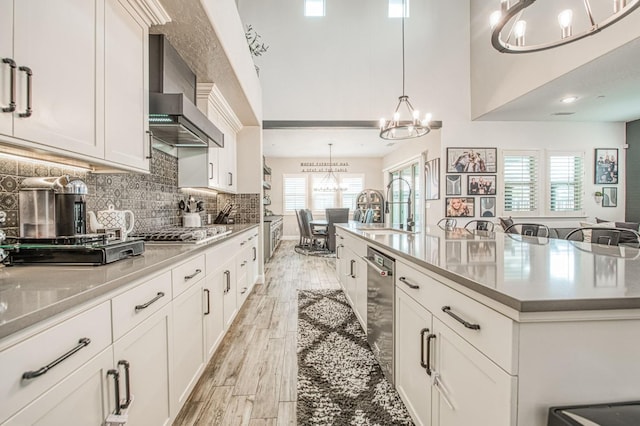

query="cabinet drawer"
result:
[396,261,517,374]
[112,270,172,340]
[172,255,206,296]
[0,302,112,424]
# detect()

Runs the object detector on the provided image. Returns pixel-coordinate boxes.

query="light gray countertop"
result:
[0,224,259,340]
[337,223,640,313]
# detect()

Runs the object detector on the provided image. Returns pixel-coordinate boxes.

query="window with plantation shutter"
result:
[340,175,364,210]
[548,153,584,215]
[503,151,540,216]
[283,175,306,212]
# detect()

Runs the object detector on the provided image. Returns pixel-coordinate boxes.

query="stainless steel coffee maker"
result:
[19,175,88,237]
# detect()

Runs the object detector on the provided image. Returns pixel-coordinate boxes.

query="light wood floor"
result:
[173,240,340,426]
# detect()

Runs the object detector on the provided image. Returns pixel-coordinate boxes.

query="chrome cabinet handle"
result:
[442,306,480,330]
[184,269,202,281]
[336,244,343,259]
[22,337,91,380]
[18,66,32,117]
[399,276,419,289]
[240,287,247,294]
[204,288,211,315]
[134,292,165,311]
[145,130,154,159]
[253,246,257,261]
[2,58,16,112]
[118,360,132,409]
[350,259,356,278]
[209,162,214,179]
[228,172,233,186]
[420,328,429,369]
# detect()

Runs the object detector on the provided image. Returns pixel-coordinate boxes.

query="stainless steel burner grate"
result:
[131,226,231,244]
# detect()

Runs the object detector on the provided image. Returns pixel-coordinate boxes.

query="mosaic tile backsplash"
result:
[0,149,259,237]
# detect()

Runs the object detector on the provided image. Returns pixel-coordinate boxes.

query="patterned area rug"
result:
[297,289,414,425]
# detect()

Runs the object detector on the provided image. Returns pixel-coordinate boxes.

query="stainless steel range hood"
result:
[149,35,223,148]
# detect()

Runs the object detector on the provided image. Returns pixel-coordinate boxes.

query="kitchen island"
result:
[336,222,640,426]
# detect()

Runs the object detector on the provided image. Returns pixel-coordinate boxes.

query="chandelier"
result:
[490,0,640,54]
[314,143,347,192]
[379,0,432,140]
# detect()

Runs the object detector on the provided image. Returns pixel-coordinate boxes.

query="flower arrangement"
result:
[245,24,269,57]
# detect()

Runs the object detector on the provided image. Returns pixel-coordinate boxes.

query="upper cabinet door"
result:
[104,0,150,172]
[0,0,13,136]
[12,0,104,158]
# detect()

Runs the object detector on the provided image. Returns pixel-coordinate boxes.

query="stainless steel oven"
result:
[264,216,283,262]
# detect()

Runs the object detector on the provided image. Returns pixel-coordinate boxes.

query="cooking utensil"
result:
[188,196,197,213]
[179,200,186,211]
[196,200,205,212]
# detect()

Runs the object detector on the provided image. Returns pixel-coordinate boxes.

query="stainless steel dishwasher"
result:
[363,246,395,384]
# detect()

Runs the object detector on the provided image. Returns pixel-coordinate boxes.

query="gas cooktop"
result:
[130,226,231,244]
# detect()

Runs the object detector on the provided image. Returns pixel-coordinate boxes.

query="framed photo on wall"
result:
[480,197,496,217]
[446,175,462,195]
[446,197,475,217]
[602,187,617,207]
[467,175,496,195]
[446,148,497,173]
[425,158,440,200]
[595,148,618,184]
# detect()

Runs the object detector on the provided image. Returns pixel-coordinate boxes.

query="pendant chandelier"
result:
[490,0,640,54]
[379,0,432,140]
[314,143,347,192]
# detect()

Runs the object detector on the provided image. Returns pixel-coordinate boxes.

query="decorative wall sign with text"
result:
[300,161,350,173]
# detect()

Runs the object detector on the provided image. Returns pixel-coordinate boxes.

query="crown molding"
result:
[196,83,243,133]
[124,0,171,26]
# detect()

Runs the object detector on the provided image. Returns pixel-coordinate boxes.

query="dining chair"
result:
[437,218,457,229]
[326,208,350,252]
[565,227,640,248]
[301,209,327,249]
[295,209,311,247]
[503,223,550,237]
[363,208,375,224]
[464,220,494,232]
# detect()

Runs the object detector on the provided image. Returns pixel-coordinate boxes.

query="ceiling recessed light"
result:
[561,96,578,104]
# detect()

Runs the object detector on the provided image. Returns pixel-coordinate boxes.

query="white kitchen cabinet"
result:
[395,287,433,426]
[221,257,238,330]
[249,230,260,289]
[0,0,156,172]
[178,147,221,190]
[203,265,225,361]
[335,229,367,330]
[104,0,150,171]
[0,0,13,136]
[236,247,251,307]
[3,347,114,426]
[172,279,205,413]
[112,304,172,426]
[9,0,103,158]
[220,135,237,193]
[0,302,112,424]
[395,285,516,426]
[431,317,515,426]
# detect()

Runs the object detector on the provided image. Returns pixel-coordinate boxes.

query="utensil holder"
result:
[183,213,201,228]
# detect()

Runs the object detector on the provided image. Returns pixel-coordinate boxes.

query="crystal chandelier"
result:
[314,143,347,192]
[490,0,640,54]
[379,0,432,140]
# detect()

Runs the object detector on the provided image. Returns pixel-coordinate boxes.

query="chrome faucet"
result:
[385,177,415,231]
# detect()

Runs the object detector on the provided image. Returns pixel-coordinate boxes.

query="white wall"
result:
[240,0,630,228]
[265,156,384,237]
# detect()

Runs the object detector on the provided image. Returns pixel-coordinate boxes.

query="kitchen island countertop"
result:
[337,222,640,314]
[0,224,259,340]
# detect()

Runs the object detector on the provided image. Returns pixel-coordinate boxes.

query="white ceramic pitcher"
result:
[89,205,135,239]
